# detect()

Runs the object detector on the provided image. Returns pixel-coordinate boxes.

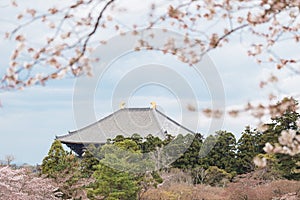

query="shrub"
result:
[204,166,232,187]
[159,168,193,187]
[227,179,300,200]
[152,171,163,184]
[142,183,227,200]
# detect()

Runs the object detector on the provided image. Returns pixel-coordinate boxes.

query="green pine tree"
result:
[80,150,99,178]
[200,131,237,173]
[88,137,155,200]
[204,166,233,187]
[236,126,261,174]
[171,133,203,169]
[141,134,163,153]
[41,140,68,177]
[259,98,300,180]
[88,164,139,200]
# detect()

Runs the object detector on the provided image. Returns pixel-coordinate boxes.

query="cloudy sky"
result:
[0,0,299,165]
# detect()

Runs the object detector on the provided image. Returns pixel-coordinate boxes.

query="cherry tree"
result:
[1,0,300,90]
[0,166,59,200]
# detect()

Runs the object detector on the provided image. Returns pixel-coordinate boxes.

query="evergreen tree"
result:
[99,138,154,173]
[171,133,203,169]
[80,150,99,178]
[41,140,68,177]
[161,134,194,169]
[236,126,261,174]
[88,137,156,199]
[130,133,143,149]
[163,134,175,146]
[259,98,299,149]
[115,139,140,152]
[88,164,139,200]
[260,98,300,180]
[113,135,126,143]
[41,140,85,198]
[201,131,237,173]
[141,134,163,153]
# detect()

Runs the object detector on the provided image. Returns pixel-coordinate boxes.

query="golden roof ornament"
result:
[119,102,126,109]
[150,101,157,109]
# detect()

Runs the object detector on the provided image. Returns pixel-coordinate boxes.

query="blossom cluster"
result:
[264,130,300,156]
[0,166,59,200]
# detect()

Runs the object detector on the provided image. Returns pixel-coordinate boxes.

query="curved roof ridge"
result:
[56,107,196,142]
[155,109,196,134]
[56,107,152,139]
[150,108,165,136]
[56,108,124,139]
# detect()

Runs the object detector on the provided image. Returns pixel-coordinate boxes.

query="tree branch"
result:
[70,0,115,67]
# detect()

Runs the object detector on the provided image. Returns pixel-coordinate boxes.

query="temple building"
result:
[56,103,195,156]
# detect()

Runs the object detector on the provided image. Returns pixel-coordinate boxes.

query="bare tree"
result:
[4,154,15,166]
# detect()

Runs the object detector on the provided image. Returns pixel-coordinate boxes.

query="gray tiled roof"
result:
[56,108,195,144]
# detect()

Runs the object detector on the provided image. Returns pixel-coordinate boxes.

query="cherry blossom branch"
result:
[69,0,115,67]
